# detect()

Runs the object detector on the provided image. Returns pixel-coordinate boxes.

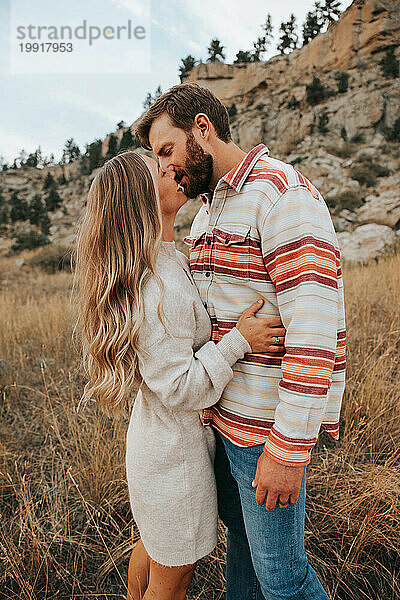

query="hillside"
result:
[0,0,399,261]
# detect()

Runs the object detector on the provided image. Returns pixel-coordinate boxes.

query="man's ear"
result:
[193,113,212,141]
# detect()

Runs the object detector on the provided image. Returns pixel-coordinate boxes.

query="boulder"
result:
[337,223,396,262]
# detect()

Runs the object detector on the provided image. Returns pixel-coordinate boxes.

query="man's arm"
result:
[254,184,340,509]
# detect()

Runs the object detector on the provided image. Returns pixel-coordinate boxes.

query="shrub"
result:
[318,111,329,134]
[350,132,365,144]
[29,244,73,273]
[287,96,300,109]
[306,76,326,105]
[335,71,350,93]
[341,127,348,141]
[11,230,50,253]
[379,47,399,79]
[383,117,400,142]
[326,142,353,158]
[350,165,377,187]
[228,103,237,118]
[325,190,365,213]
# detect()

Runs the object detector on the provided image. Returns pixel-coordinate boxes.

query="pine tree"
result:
[116,120,126,129]
[43,172,55,190]
[143,92,153,110]
[277,15,298,55]
[380,47,399,79]
[10,191,29,222]
[40,213,51,236]
[119,129,135,151]
[234,50,253,64]
[335,71,349,93]
[207,39,225,62]
[0,187,8,225]
[306,76,326,105]
[302,3,323,45]
[320,0,342,24]
[179,55,197,82]
[62,138,81,163]
[29,194,46,226]
[106,134,118,160]
[45,187,62,212]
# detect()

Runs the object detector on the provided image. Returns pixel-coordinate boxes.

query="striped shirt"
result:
[183,143,346,467]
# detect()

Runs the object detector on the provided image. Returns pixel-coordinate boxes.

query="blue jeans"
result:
[213,428,330,600]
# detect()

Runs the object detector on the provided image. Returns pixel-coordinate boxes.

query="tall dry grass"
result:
[0,250,399,599]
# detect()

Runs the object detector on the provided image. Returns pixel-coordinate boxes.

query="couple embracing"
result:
[75,82,346,600]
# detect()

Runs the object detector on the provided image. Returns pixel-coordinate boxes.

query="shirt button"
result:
[205,272,211,277]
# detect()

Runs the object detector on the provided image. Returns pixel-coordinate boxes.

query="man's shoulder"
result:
[244,155,322,206]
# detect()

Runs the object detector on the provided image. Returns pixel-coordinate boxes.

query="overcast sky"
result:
[0,0,353,164]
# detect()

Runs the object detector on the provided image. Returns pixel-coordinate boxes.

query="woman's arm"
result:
[137,282,251,412]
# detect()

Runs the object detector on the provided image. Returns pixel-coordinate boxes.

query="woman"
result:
[74,150,286,600]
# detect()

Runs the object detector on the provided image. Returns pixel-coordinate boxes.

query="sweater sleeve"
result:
[260,186,340,466]
[137,284,251,412]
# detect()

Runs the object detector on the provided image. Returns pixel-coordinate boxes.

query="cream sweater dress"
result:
[125,241,251,567]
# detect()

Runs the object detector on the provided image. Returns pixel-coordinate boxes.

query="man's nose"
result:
[159,158,176,176]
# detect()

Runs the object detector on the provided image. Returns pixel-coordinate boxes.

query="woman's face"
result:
[142,155,188,216]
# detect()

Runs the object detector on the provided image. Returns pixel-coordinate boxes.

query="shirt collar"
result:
[222,143,270,192]
[198,143,270,205]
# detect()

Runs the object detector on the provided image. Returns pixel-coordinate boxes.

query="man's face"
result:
[148,113,214,199]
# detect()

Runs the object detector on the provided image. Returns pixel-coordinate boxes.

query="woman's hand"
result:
[236,298,286,354]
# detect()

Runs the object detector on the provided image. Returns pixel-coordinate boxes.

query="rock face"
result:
[0,0,399,262]
[337,223,397,261]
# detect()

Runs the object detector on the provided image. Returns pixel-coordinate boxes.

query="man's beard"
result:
[175,132,213,199]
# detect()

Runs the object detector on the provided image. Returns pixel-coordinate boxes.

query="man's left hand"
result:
[252,451,305,511]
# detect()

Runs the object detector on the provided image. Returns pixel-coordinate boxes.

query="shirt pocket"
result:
[211,223,252,281]
[183,232,207,273]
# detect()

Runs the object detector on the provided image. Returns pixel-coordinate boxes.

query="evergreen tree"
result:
[207,39,225,62]
[320,0,342,24]
[302,3,323,45]
[10,191,29,222]
[62,138,81,163]
[45,187,62,212]
[252,14,273,61]
[106,134,118,159]
[379,47,399,79]
[277,14,298,55]
[154,85,162,99]
[341,126,347,141]
[306,76,326,104]
[335,71,349,93]
[86,139,104,173]
[116,120,126,129]
[119,129,140,151]
[25,147,43,168]
[0,187,8,225]
[40,213,51,236]
[29,194,46,226]
[318,111,329,134]
[143,92,153,110]
[234,50,253,64]
[43,171,55,190]
[179,55,197,82]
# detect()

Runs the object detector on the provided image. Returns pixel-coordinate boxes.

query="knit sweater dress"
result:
[125,240,251,567]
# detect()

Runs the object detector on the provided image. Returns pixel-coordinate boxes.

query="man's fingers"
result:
[265,491,279,512]
[289,493,300,506]
[277,494,290,508]
[255,484,268,506]
[266,317,284,327]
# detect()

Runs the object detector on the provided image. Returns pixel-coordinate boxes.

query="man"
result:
[135,82,346,600]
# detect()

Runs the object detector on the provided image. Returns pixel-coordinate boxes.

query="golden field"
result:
[0,249,399,600]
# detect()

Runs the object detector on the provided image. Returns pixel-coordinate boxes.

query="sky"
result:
[0,0,353,164]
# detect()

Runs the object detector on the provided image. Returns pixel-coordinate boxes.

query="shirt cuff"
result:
[215,326,251,367]
[263,426,317,467]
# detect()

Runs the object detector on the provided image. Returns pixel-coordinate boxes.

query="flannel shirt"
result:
[183,143,346,466]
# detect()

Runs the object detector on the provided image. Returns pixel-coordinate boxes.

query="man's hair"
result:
[135,82,232,150]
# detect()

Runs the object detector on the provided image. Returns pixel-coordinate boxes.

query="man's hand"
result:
[252,451,305,511]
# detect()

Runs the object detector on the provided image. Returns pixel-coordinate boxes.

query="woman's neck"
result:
[161,213,175,242]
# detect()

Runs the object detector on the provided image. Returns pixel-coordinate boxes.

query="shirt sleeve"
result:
[138,285,251,412]
[260,185,340,466]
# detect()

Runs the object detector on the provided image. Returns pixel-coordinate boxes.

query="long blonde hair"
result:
[73,151,164,416]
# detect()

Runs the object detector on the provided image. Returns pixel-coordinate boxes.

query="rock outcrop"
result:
[0,0,399,262]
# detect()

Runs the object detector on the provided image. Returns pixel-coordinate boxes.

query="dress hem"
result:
[141,537,218,568]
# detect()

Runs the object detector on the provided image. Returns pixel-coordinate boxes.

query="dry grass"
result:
[0,249,399,599]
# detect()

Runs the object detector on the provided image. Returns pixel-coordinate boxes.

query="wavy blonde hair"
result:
[73,151,165,416]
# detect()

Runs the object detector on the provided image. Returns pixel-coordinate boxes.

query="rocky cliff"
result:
[0,0,399,262]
